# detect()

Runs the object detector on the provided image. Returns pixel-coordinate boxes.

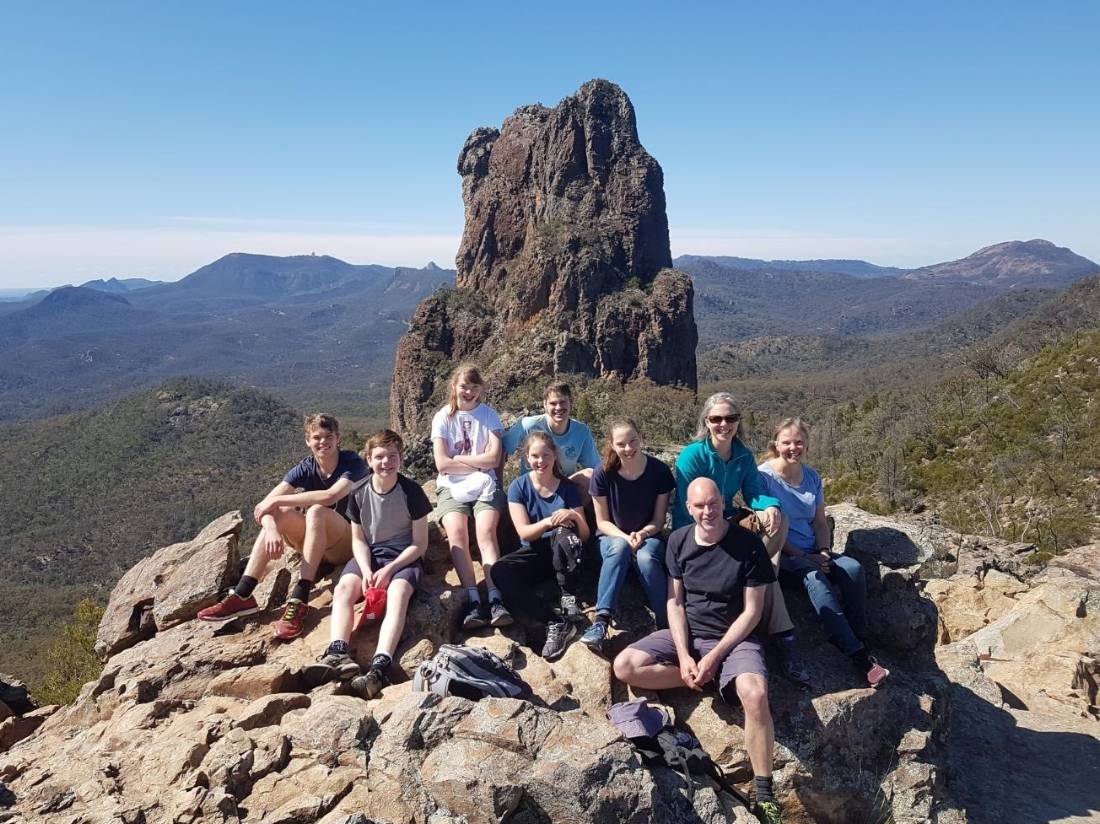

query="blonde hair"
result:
[767,417,810,458]
[303,413,339,436]
[694,392,745,443]
[447,363,484,416]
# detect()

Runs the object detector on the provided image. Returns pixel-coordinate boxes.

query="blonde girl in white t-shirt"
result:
[430,363,512,630]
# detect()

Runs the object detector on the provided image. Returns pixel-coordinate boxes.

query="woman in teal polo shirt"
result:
[673,392,808,682]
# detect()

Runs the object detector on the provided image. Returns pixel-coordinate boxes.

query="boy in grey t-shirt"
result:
[315,430,431,698]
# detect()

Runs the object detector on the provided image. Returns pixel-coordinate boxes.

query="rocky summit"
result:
[2,500,1098,823]
[390,80,697,435]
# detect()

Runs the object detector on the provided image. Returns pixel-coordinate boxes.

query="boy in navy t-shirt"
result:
[199,413,367,640]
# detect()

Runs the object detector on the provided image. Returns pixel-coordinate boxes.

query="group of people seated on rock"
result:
[197,364,891,824]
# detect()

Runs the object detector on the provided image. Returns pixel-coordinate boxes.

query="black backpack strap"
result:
[704,761,752,808]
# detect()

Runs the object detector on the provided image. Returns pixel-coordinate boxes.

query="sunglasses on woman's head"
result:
[707,414,741,424]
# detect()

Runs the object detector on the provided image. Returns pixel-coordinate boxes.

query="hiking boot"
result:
[752,799,783,824]
[198,591,259,622]
[541,620,577,661]
[560,594,584,623]
[580,619,609,650]
[350,667,388,700]
[272,599,309,641]
[316,648,360,679]
[781,658,811,685]
[489,599,514,627]
[866,658,890,688]
[461,599,489,630]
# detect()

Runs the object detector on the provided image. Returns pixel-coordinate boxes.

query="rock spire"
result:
[391,79,697,435]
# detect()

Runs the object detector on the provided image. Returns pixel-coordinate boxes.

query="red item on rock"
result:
[356,587,388,631]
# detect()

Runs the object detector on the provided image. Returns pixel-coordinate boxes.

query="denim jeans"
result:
[596,535,668,628]
[782,552,866,655]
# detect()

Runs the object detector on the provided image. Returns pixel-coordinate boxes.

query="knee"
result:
[636,541,665,568]
[603,538,630,560]
[334,577,361,605]
[736,678,770,718]
[835,555,864,580]
[304,504,328,523]
[612,650,637,683]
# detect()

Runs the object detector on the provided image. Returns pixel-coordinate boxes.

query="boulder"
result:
[96,511,243,659]
[0,705,57,754]
[0,673,38,716]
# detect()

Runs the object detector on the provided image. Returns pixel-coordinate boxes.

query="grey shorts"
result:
[434,485,508,520]
[340,553,422,588]
[628,629,767,694]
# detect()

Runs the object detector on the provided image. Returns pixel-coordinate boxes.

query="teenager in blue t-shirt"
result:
[494,431,590,662]
[503,380,601,498]
[758,418,889,688]
[198,413,368,641]
[582,418,675,651]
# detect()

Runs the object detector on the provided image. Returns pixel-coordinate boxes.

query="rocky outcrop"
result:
[3,508,1099,823]
[390,79,697,436]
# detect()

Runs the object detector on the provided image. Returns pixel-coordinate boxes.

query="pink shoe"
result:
[867,661,890,688]
[198,592,259,621]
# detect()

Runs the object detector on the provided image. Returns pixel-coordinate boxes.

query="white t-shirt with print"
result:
[430,403,504,488]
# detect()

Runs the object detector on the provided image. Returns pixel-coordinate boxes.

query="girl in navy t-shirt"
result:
[494,431,590,661]
[583,418,675,650]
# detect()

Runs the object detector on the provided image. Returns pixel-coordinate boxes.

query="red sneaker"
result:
[198,592,259,622]
[273,599,309,641]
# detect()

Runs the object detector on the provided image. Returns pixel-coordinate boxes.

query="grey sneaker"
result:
[317,649,360,679]
[462,599,489,630]
[560,594,584,623]
[350,667,388,699]
[580,619,609,650]
[489,599,514,627]
[541,620,577,661]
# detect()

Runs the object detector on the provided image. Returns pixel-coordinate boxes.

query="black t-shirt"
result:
[282,450,369,519]
[665,523,776,640]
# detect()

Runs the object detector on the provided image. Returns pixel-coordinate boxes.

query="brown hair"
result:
[364,428,404,457]
[303,413,339,436]
[543,380,573,401]
[447,363,484,416]
[767,417,810,458]
[523,430,569,482]
[603,417,641,476]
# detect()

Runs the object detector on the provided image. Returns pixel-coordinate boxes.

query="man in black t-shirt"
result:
[613,477,784,823]
[198,413,368,640]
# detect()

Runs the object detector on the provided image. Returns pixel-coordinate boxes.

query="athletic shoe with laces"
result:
[198,591,259,622]
[272,598,309,641]
[489,599,514,627]
[541,620,577,661]
[350,667,388,699]
[559,594,584,623]
[461,599,489,630]
[580,619,609,650]
[316,649,360,679]
[752,799,783,824]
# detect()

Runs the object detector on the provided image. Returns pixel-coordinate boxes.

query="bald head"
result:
[686,477,725,532]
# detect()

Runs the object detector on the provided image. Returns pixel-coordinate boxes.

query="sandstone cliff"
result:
[390,80,698,436]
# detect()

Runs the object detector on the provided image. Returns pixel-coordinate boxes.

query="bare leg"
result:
[613,649,687,690]
[330,571,363,645]
[735,673,774,778]
[243,508,305,580]
[299,505,350,582]
[442,511,477,590]
[473,509,501,590]
[375,579,415,658]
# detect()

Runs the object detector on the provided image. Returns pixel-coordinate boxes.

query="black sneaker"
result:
[560,594,584,623]
[541,620,577,661]
[350,667,388,699]
[489,599,514,627]
[462,599,489,630]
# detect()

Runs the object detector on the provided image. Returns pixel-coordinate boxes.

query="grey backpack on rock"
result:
[412,643,531,701]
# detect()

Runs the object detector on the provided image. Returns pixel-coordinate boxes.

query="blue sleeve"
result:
[811,467,825,508]
[507,476,526,505]
[502,418,529,456]
[589,465,609,498]
[671,445,702,530]
[560,480,583,510]
[741,460,782,512]
[577,424,601,470]
[283,459,308,487]
[338,452,369,483]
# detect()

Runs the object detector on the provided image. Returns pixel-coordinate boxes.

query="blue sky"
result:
[1,1,1097,287]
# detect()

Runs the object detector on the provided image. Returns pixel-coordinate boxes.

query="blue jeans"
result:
[782,552,866,655]
[596,536,668,628]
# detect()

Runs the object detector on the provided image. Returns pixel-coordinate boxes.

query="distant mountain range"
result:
[0,240,1095,422]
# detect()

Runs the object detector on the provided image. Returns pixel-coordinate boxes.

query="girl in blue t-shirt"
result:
[582,418,675,651]
[758,418,890,688]
[494,431,590,661]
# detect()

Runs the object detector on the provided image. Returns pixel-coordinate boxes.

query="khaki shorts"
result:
[434,485,508,521]
[284,518,353,565]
